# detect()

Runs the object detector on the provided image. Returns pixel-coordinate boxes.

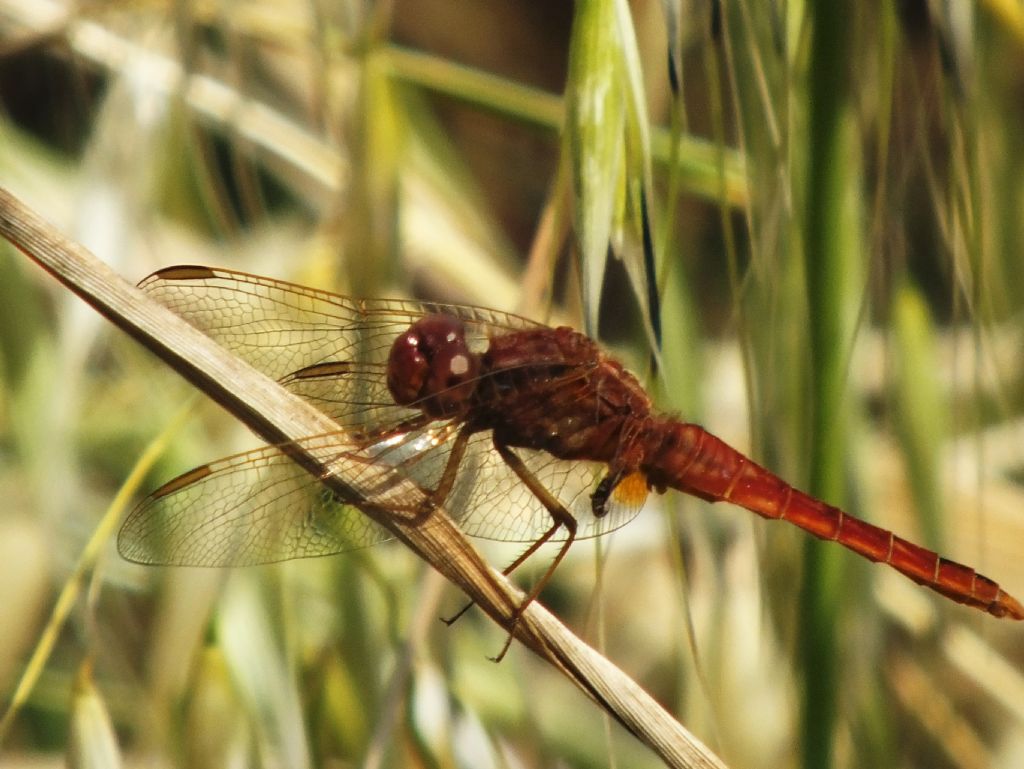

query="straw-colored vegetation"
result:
[1,2,1023,768]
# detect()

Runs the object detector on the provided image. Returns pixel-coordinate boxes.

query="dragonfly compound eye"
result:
[387,314,481,416]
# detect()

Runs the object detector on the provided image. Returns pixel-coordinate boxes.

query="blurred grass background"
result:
[2,1,1024,768]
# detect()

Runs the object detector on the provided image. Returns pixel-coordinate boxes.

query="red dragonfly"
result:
[120,266,1024,623]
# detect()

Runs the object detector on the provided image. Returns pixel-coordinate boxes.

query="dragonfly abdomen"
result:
[642,420,1024,620]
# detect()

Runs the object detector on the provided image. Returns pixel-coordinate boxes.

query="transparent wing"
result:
[119,422,645,567]
[117,432,420,566]
[139,265,543,431]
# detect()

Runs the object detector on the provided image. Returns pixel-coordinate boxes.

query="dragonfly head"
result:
[387,313,481,417]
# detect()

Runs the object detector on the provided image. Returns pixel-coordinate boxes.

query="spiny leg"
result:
[484,440,579,662]
[409,423,474,524]
[441,482,577,628]
[443,454,634,637]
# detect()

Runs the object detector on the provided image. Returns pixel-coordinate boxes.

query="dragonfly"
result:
[120,265,1024,627]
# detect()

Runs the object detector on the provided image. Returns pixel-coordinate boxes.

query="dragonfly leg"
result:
[442,469,578,627]
[590,468,626,517]
[486,440,579,662]
[441,439,579,656]
[408,424,474,524]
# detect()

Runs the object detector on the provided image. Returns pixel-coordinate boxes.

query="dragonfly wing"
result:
[118,435,406,566]
[139,265,543,428]
[120,416,641,566]
[139,265,543,377]
[119,419,473,566]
